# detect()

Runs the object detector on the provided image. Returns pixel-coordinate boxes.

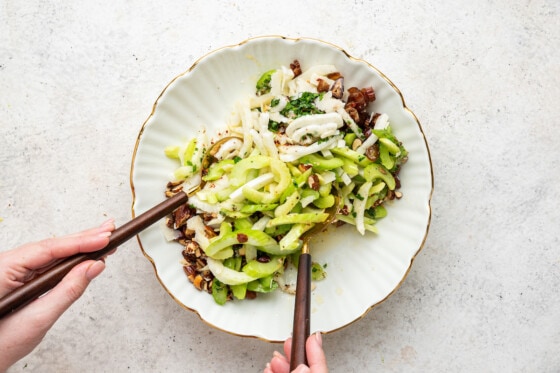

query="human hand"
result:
[0,220,115,372]
[264,332,328,373]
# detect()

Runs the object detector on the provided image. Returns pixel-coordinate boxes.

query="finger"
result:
[26,259,106,325]
[66,219,115,238]
[306,332,328,372]
[291,365,311,373]
[268,350,290,373]
[10,225,113,270]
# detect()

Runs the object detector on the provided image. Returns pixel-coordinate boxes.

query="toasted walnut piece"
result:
[184,240,201,254]
[298,163,312,172]
[201,212,217,223]
[203,225,217,238]
[326,72,342,80]
[361,86,376,102]
[331,77,344,99]
[195,258,206,269]
[316,79,330,93]
[183,265,197,278]
[365,143,380,162]
[307,174,320,191]
[182,227,196,239]
[345,106,360,123]
[346,87,368,112]
[173,204,195,228]
[351,138,362,151]
[290,60,302,77]
[182,243,199,262]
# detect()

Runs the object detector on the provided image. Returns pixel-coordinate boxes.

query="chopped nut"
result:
[361,86,376,102]
[331,77,344,99]
[365,143,380,162]
[326,72,342,80]
[192,275,204,290]
[316,78,330,93]
[201,270,213,281]
[173,204,195,228]
[351,138,362,151]
[182,227,195,239]
[183,265,196,278]
[182,240,201,261]
[203,225,217,238]
[395,191,403,199]
[201,212,217,223]
[237,233,249,243]
[196,258,206,269]
[307,174,320,191]
[298,163,312,172]
[290,60,302,77]
[345,106,360,123]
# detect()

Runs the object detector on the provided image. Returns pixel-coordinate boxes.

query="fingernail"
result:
[273,351,283,359]
[101,218,115,228]
[86,260,106,280]
[97,231,112,238]
[315,332,323,347]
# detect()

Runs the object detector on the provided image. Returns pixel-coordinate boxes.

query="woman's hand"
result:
[0,220,115,372]
[264,332,328,373]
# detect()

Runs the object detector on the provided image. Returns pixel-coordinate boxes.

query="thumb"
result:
[305,332,328,372]
[30,260,106,328]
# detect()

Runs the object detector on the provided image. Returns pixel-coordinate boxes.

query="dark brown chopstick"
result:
[290,252,312,370]
[0,191,189,319]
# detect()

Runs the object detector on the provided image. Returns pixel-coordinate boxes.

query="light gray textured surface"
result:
[1,1,558,372]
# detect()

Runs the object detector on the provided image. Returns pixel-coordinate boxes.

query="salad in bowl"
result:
[161,59,408,305]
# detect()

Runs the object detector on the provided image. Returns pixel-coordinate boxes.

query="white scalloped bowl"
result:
[130,36,433,342]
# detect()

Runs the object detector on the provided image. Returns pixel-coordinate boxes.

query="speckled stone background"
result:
[1,1,559,372]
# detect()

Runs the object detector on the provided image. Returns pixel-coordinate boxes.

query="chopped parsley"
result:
[280,92,325,119]
[268,120,280,132]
